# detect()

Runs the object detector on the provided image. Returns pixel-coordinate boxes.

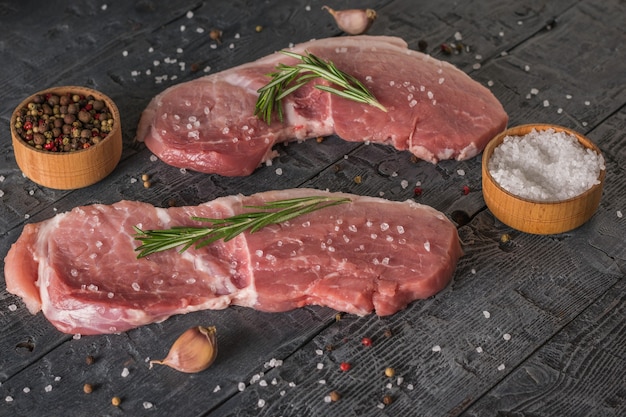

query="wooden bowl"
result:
[11,86,122,190]
[482,124,605,234]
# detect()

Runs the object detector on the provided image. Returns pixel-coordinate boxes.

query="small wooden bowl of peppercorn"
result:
[10,86,122,190]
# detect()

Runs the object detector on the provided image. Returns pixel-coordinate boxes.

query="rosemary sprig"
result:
[255,50,387,124]
[133,195,351,258]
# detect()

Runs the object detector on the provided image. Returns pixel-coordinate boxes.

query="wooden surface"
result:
[1,1,624,416]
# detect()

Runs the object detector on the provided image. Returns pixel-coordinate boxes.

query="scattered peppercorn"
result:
[500,233,510,243]
[383,328,393,338]
[339,362,351,372]
[382,394,393,405]
[85,355,95,365]
[462,185,470,195]
[384,367,395,377]
[255,25,263,33]
[353,175,362,184]
[361,337,373,347]
[316,136,324,143]
[414,186,423,196]
[335,312,343,321]
[209,28,223,43]
[13,92,114,153]
[143,180,152,188]
[83,383,93,394]
[329,390,341,402]
[325,344,335,352]
[111,396,121,407]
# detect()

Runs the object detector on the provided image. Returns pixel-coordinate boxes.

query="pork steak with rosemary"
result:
[136,35,508,176]
[5,189,462,335]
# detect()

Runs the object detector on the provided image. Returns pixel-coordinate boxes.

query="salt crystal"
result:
[471,268,476,274]
[122,50,128,57]
[132,282,141,291]
[401,179,409,189]
[584,100,591,106]
[457,169,465,176]
[617,210,623,218]
[148,47,154,53]
[503,333,511,341]
[121,368,130,377]
[259,380,268,387]
[257,399,266,408]
[180,25,186,32]
[423,241,431,252]
[315,349,324,355]
[101,4,108,11]
[238,382,246,391]
[472,63,481,70]
[487,80,494,87]
[524,65,530,71]
[432,345,441,352]
[476,346,483,353]
[483,310,491,318]
[5,396,13,402]
[407,384,414,390]
[324,395,332,403]
[186,10,194,18]
[488,128,604,202]
[317,362,324,370]
[275,168,283,175]
[454,31,463,41]
[44,384,52,392]
[143,401,154,409]
[318,379,326,384]
[8,304,17,311]
[497,363,506,371]
[543,100,550,107]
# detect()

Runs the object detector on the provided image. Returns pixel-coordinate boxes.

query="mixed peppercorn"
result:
[13,92,114,152]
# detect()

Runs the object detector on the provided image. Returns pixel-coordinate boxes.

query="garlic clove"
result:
[150,326,217,373]
[322,6,377,35]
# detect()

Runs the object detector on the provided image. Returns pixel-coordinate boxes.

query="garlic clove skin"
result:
[322,6,377,35]
[150,326,217,373]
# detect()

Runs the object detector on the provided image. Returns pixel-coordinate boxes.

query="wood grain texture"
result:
[0,0,624,416]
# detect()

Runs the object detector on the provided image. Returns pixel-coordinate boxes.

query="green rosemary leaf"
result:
[133,195,351,258]
[255,51,387,125]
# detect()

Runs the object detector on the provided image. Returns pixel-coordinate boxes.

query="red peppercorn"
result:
[361,337,373,347]
[462,185,470,195]
[82,143,91,149]
[23,121,33,130]
[84,103,93,111]
[413,187,423,196]
[339,362,351,372]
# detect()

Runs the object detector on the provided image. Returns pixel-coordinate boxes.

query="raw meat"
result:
[136,36,508,176]
[4,189,463,335]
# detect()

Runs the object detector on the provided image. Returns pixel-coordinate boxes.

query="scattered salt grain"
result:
[318,379,326,384]
[432,345,441,352]
[585,100,591,106]
[186,10,194,18]
[524,65,530,72]
[487,80,494,87]
[150,155,158,162]
[457,169,465,176]
[476,346,483,353]
[454,31,463,41]
[543,100,550,107]
[121,367,130,377]
[483,310,491,319]
[73,334,81,340]
[238,382,246,391]
[23,387,30,393]
[180,25,186,32]
[488,129,604,202]
[143,401,154,409]
[617,211,623,218]
[497,363,506,371]
[472,63,481,70]
[407,383,414,390]
[101,4,107,11]
[503,333,511,341]
[317,363,324,370]
[44,384,52,392]
[471,268,476,274]
[259,380,268,387]
[257,399,266,408]
[8,304,17,312]
[5,396,13,403]
[0,190,4,197]
[122,50,128,57]
[275,168,283,175]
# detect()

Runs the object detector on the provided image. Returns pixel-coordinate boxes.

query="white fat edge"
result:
[407,144,437,164]
[34,213,68,309]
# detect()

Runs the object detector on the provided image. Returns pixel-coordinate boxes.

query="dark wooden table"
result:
[1,1,624,416]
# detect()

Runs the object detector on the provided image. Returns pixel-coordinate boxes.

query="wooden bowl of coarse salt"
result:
[482,124,605,234]
[11,86,122,190]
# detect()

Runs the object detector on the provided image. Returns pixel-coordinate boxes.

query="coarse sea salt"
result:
[488,129,604,202]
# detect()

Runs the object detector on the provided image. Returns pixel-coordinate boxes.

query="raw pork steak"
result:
[5,189,462,335]
[137,36,508,176]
